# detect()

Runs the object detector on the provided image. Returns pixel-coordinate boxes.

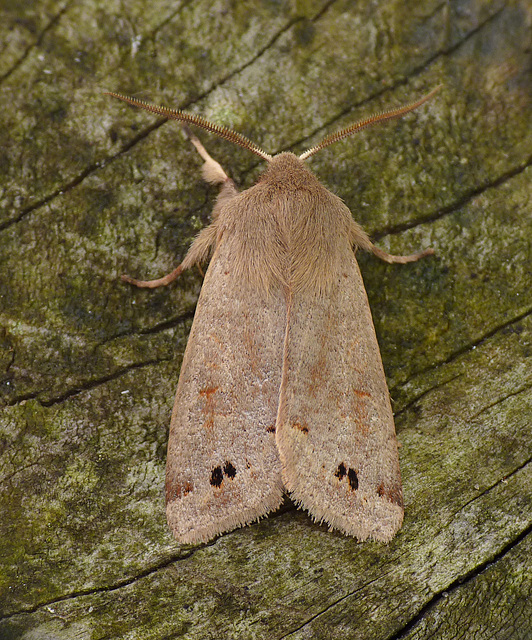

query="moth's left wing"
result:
[165,235,286,544]
[276,253,403,542]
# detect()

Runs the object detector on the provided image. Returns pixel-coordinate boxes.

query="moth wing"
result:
[166,236,286,544]
[276,254,403,542]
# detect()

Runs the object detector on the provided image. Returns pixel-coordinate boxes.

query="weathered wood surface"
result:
[0,0,530,638]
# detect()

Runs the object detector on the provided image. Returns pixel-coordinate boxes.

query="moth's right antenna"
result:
[104,92,273,162]
[299,85,442,160]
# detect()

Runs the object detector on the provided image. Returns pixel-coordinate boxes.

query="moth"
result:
[106,86,440,544]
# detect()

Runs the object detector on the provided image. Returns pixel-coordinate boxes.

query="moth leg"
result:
[368,244,434,264]
[121,224,218,288]
[122,127,238,289]
[121,265,185,288]
[350,220,434,264]
[181,124,232,186]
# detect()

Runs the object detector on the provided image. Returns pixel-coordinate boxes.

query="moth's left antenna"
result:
[104,92,273,162]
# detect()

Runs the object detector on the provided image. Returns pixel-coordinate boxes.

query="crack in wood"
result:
[0,1,73,84]
[469,382,532,420]
[393,305,532,409]
[0,550,194,622]
[4,356,172,408]
[388,521,532,640]
[280,3,508,167]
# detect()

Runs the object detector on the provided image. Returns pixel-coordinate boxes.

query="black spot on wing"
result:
[335,463,347,480]
[347,468,359,490]
[223,461,237,478]
[210,466,223,487]
[210,462,238,487]
[335,463,359,491]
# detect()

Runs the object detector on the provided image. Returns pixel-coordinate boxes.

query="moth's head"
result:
[260,152,313,187]
[104,86,442,165]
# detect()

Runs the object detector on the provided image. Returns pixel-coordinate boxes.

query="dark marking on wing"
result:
[210,462,238,488]
[335,463,347,480]
[347,468,359,490]
[223,461,237,478]
[210,466,223,488]
[335,463,359,491]
[377,483,403,507]
[291,421,309,433]
[166,481,194,502]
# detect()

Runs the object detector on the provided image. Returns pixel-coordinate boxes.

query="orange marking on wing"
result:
[309,355,327,397]
[242,324,260,375]
[308,307,336,397]
[351,387,370,434]
[166,481,193,502]
[291,421,309,434]
[377,483,403,508]
[200,386,219,429]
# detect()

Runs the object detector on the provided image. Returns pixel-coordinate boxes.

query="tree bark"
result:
[1,0,530,638]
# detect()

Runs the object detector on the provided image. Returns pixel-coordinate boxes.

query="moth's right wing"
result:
[165,235,286,544]
[276,252,403,543]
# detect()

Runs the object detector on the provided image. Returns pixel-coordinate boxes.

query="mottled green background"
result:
[0,0,530,638]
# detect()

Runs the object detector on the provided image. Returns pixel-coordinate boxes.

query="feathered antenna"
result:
[299,85,442,161]
[103,92,273,162]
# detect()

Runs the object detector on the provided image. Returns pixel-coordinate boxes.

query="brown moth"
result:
[106,86,440,544]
